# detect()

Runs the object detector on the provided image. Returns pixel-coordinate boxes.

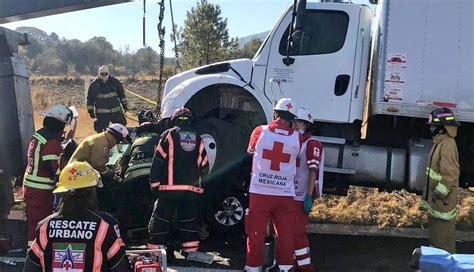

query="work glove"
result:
[303,193,313,214]
[88,110,96,119]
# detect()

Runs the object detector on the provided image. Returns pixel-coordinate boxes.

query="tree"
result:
[240,38,263,59]
[177,0,239,69]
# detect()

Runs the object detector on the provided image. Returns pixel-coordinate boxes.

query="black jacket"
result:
[24,209,130,271]
[124,132,160,182]
[87,77,128,114]
[149,126,209,199]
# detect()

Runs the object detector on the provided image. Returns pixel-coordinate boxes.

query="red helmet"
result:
[171,107,193,123]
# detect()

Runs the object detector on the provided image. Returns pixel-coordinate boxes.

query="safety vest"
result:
[294,137,325,201]
[249,125,299,197]
[23,130,62,190]
[125,132,159,182]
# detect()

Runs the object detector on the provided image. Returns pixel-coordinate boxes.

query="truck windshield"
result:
[278,10,349,55]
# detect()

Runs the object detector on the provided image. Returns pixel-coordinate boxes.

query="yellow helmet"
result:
[54,161,102,193]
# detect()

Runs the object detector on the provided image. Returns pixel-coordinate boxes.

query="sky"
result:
[1,0,294,57]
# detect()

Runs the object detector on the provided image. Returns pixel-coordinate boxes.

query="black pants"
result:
[94,112,127,132]
[148,197,200,251]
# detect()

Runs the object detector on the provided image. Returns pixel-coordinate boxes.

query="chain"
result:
[157,0,165,109]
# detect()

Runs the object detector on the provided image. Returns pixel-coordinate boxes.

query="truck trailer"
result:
[159,0,474,200]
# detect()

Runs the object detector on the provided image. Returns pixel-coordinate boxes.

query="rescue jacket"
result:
[421,132,460,221]
[87,77,128,114]
[25,209,130,272]
[124,132,160,182]
[69,132,117,175]
[149,126,209,199]
[23,128,65,191]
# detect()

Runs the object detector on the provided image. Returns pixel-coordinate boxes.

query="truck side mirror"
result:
[291,0,307,50]
[283,0,307,66]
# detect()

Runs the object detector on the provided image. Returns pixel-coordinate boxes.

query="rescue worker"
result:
[292,107,324,272]
[69,123,132,212]
[147,107,209,256]
[24,161,130,271]
[118,122,161,232]
[23,105,72,246]
[420,107,460,253]
[87,65,128,133]
[245,98,300,272]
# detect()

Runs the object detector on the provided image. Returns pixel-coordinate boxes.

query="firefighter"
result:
[23,105,72,246]
[245,98,300,272]
[147,107,209,256]
[24,161,130,271]
[87,65,128,133]
[420,107,460,254]
[69,123,131,212]
[118,122,161,232]
[291,107,324,272]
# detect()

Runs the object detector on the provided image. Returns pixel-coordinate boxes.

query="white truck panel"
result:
[371,0,474,122]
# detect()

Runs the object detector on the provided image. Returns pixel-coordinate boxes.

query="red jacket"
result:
[23,128,65,191]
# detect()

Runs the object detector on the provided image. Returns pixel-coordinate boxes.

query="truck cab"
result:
[160,0,474,199]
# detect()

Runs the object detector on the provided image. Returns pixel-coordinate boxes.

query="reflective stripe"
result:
[158,185,204,194]
[39,223,48,250]
[150,181,161,189]
[24,174,53,183]
[297,257,311,266]
[24,180,54,190]
[128,162,152,172]
[182,246,198,252]
[434,182,450,197]
[156,144,167,158]
[294,247,310,256]
[182,241,199,247]
[244,266,262,272]
[87,105,94,110]
[120,98,127,103]
[31,241,45,272]
[167,133,174,186]
[426,167,442,182]
[125,165,152,181]
[93,220,108,271]
[421,200,457,221]
[197,142,204,167]
[42,154,59,161]
[33,133,47,144]
[278,265,293,271]
[201,156,208,167]
[107,238,124,260]
[95,106,122,113]
[96,92,118,99]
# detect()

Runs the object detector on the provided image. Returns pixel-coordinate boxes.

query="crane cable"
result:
[157,0,165,111]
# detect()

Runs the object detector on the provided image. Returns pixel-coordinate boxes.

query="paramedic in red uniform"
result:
[245,98,300,272]
[24,161,130,272]
[292,107,324,272]
[23,105,72,247]
[147,107,209,256]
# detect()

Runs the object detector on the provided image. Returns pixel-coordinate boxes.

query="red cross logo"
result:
[63,260,72,270]
[68,168,77,175]
[286,103,293,110]
[262,141,291,171]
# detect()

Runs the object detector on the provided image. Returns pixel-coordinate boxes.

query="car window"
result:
[279,10,349,55]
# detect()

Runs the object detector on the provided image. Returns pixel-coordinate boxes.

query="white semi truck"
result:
[159,0,473,205]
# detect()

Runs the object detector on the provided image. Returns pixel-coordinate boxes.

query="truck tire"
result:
[194,118,248,233]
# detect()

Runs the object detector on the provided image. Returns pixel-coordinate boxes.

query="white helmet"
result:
[98,65,110,82]
[40,105,72,124]
[295,107,314,123]
[273,98,297,116]
[107,123,131,143]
